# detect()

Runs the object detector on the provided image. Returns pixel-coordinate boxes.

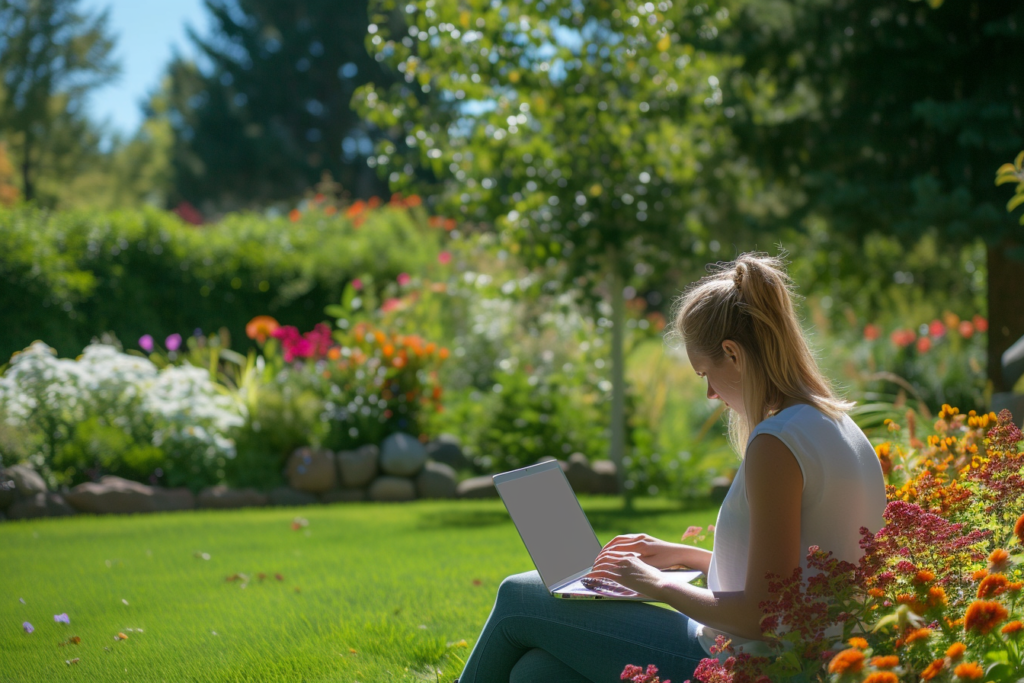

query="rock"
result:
[368,476,417,502]
[0,477,16,511]
[268,487,318,507]
[415,461,458,499]
[285,447,337,493]
[425,434,472,471]
[565,453,599,494]
[336,445,379,488]
[456,475,499,499]
[591,460,620,494]
[320,488,367,504]
[8,492,76,519]
[197,486,268,509]
[379,432,427,477]
[710,475,733,503]
[65,476,195,514]
[7,464,47,496]
[534,456,569,472]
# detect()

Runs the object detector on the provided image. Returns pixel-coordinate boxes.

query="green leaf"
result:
[1007,192,1024,212]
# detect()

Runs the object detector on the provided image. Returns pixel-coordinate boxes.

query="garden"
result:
[1,0,1023,680]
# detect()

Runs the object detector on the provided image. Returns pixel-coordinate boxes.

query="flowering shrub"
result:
[0,342,243,489]
[622,406,1023,683]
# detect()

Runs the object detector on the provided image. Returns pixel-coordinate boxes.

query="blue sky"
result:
[83,0,210,135]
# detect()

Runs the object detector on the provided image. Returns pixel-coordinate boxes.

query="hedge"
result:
[0,202,442,360]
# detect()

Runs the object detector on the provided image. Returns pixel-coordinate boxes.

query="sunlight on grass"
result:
[1,497,718,682]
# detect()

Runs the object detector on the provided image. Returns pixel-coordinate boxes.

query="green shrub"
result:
[0,201,442,360]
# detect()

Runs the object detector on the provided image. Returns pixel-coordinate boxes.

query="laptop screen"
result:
[494,462,603,590]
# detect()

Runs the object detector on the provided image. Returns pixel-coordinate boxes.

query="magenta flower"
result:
[54,613,70,624]
[165,333,182,351]
[397,272,411,286]
[22,622,33,633]
[351,278,363,291]
[438,251,452,265]
[139,335,154,353]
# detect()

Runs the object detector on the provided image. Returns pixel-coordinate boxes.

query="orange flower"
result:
[827,649,865,675]
[382,344,394,358]
[945,642,966,660]
[952,662,984,680]
[868,588,886,598]
[346,200,366,217]
[848,637,868,650]
[1015,512,1024,546]
[862,673,898,683]
[964,600,1009,635]
[1002,620,1023,635]
[327,347,341,360]
[245,315,280,343]
[324,205,337,216]
[927,586,947,607]
[432,386,442,399]
[405,194,422,207]
[971,568,988,581]
[977,573,1010,598]
[988,548,1010,571]
[367,196,381,209]
[921,658,945,680]
[438,347,450,360]
[289,208,301,222]
[870,655,899,669]
[903,628,931,645]
[392,355,405,369]
[913,569,935,584]
[1009,581,1023,592]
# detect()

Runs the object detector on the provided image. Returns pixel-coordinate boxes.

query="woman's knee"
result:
[510,648,592,683]
[497,570,545,602]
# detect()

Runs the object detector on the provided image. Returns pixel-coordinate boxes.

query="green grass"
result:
[1,497,718,683]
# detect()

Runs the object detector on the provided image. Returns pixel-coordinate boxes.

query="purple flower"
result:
[165,333,182,351]
[139,335,154,353]
[54,613,70,624]
[22,622,33,633]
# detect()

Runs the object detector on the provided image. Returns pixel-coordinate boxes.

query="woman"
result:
[456,252,887,682]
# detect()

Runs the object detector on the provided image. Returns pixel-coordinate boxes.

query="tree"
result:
[355,0,746,486]
[0,0,117,202]
[162,0,394,210]
[718,0,1024,393]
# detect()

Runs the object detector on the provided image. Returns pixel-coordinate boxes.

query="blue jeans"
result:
[458,571,707,683]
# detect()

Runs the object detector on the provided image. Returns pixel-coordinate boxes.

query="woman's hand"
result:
[583,550,666,598]
[597,533,692,570]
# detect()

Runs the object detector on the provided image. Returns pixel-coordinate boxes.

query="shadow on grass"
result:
[415,497,719,531]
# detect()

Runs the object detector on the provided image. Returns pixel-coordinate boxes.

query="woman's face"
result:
[687,340,745,416]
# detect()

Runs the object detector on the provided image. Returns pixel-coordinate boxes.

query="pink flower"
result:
[682,526,702,540]
[165,333,182,352]
[958,320,974,339]
[139,335,154,353]
[351,278,363,291]
[381,298,404,313]
[397,272,411,286]
[438,251,452,265]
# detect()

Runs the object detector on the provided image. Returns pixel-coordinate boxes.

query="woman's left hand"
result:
[584,550,666,598]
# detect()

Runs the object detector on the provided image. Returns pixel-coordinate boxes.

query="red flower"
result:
[1015,513,1024,545]
[957,320,974,339]
[289,209,301,222]
[963,600,1009,635]
[928,319,946,337]
[863,323,881,341]
[916,336,932,353]
[972,314,988,332]
[890,329,916,348]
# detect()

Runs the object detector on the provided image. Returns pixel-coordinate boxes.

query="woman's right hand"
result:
[595,533,693,570]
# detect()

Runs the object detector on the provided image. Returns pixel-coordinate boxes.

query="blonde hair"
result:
[667,251,855,456]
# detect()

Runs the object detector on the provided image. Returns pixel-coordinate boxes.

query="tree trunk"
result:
[986,241,1024,394]
[608,263,627,501]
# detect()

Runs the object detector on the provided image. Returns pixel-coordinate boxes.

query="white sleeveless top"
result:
[691,403,887,656]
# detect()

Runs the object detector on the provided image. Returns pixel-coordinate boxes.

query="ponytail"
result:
[667,251,854,456]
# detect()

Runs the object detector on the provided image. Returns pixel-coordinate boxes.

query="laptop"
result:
[493,459,702,601]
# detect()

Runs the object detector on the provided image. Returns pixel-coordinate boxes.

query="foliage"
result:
[677,406,1024,683]
[0,341,243,490]
[996,151,1024,226]
[0,0,118,202]
[159,0,392,209]
[0,198,442,361]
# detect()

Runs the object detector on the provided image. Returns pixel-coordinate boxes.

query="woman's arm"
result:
[588,434,803,640]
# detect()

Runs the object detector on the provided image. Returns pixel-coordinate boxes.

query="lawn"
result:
[1,497,719,683]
